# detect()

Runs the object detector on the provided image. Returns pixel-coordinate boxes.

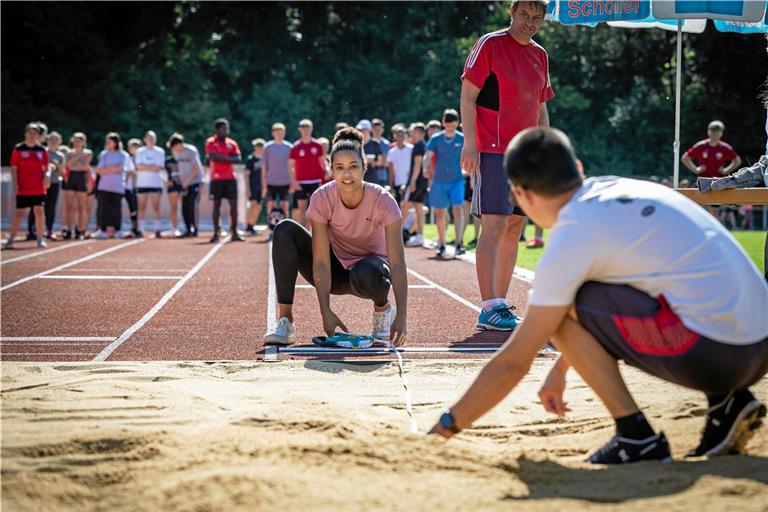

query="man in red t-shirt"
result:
[4,123,50,249]
[205,118,242,243]
[288,119,326,227]
[682,120,742,179]
[460,0,554,332]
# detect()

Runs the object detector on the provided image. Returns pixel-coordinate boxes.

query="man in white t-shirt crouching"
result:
[429,127,768,465]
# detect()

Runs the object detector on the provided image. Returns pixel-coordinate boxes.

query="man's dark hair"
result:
[167,132,184,148]
[442,109,459,123]
[214,118,229,129]
[504,127,582,197]
[105,132,123,151]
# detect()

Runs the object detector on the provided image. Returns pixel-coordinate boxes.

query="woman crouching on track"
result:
[264,127,408,347]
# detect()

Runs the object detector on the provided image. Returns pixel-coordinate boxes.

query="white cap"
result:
[356,119,372,130]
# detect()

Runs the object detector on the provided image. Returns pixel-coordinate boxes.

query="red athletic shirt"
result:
[683,139,738,178]
[462,30,554,154]
[205,136,241,181]
[10,143,48,196]
[290,140,325,182]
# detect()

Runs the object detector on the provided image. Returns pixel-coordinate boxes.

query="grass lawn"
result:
[421,223,765,275]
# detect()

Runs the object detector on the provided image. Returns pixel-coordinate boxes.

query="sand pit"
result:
[2,359,767,511]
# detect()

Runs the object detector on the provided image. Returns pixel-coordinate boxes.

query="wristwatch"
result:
[439,410,461,434]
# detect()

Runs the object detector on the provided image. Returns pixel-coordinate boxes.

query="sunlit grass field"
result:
[422,223,765,275]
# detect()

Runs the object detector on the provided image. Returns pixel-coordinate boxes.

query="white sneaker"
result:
[92,230,109,240]
[405,234,424,247]
[2,238,13,249]
[172,229,183,238]
[371,305,395,340]
[36,238,47,249]
[113,230,125,239]
[264,317,297,346]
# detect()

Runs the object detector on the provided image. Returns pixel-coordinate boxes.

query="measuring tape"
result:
[388,341,418,434]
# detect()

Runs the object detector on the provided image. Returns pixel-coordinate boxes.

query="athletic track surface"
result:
[0,230,539,363]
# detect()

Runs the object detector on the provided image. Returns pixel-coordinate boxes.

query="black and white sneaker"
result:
[436,245,446,259]
[686,390,767,457]
[587,431,672,464]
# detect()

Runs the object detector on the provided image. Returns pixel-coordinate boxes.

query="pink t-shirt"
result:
[307,182,402,269]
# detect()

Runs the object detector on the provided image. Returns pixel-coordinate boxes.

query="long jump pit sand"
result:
[2,359,766,511]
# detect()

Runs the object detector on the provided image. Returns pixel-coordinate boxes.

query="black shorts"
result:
[249,173,262,201]
[137,187,163,194]
[267,185,290,202]
[167,182,183,194]
[464,175,473,202]
[391,185,405,204]
[210,179,238,200]
[64,171,88,192]
[407,182,428,204]
[293,182,320,205]
[575,281,768,395]
[471,153,525,217]
[16,195,46,209]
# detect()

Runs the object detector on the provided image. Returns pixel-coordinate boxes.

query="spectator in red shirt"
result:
[205,118,243,243]
[460,0,554,332]
[682,120,742,179]
[289,119,326,227]
[4,123,50,249]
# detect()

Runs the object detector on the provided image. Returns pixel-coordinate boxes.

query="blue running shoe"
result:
[476,304,520,331]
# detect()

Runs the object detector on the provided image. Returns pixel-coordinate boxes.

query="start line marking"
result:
[294,284,435,289]
[1,336,114,342]
[0,240,95,266]
[39,275,182,281]
[265,242,278,362]
[0,239,146,292]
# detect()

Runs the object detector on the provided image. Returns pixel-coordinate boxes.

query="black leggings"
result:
[97,190,123,230]
[182,184,200,233]
[272,219,391,306]
[28,182,59,234]
[124,189,138,229]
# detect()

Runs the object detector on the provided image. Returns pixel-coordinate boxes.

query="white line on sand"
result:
[280,346,498,354]
[1,336,114,342]
[38,275,182,281]
[406,268,481,313]
[264,242,278,362]
[0,239,146,292]
[92,242,225,361]
[59,268,190,273]
[0,240,95,266]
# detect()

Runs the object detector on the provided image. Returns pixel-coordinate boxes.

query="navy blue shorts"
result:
[470,153,525,217]
[575,281,768,394]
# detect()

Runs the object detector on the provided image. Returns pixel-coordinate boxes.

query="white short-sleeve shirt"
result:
[134,146,166,189]
[529,177,768,345]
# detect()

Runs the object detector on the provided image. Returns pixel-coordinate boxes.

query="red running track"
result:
[0,232,537,362]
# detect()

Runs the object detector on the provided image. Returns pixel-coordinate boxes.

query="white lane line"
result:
[2,343,108,346]
[265,242,278,362]
[3,352,100,356]
[0,239,146,292]
[0,241,95,266]
[38,275,182,281]
[59,268,190,273]
[1,336,114,342]
[294,284,435,289]
[454,250,535,283]
[280,346,498,354]
[92,242,225,361]
[406,268,481,313]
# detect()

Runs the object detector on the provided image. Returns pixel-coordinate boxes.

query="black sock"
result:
[706,392,731,409]
[615,412,655,440]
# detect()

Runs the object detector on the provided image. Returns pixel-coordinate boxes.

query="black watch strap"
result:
[440,410,461,434]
